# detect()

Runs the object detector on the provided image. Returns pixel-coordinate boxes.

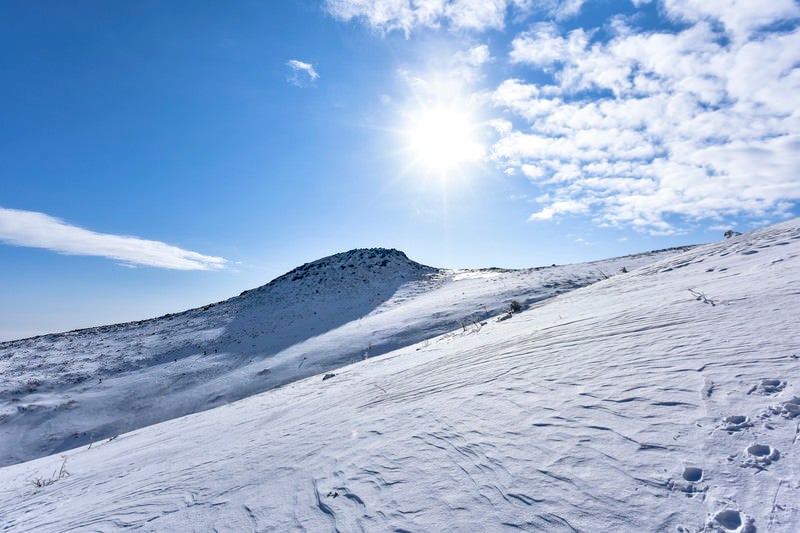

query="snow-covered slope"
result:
[0,247,684,467]
[1,220,798,532]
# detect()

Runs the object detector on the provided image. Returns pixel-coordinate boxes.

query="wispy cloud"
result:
[0,207,228,270]
[529,199,589,221]
[286,59,319,87]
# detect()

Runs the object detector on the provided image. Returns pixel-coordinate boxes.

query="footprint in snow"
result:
[742,443,780,469]
[720,415,752,433]
[325,487,365,507]
[682,466,703,482]
[764,396,800,419]
[747,378,786,395]
[666,466,706,496]
[709,509,756,532]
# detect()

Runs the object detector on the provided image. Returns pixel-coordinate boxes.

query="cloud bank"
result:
[0,207,228,270]
[328,0,800,233]
[491,3,800,233]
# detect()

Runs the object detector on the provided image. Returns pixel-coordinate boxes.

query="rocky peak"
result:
[239,248,436,298]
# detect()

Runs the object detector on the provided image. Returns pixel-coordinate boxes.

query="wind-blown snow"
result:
[0,247,681,468]
[1,222,799,531]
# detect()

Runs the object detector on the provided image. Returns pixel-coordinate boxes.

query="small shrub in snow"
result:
[458,318,484,332]
[31,456,69,488]
[688,288,716,307]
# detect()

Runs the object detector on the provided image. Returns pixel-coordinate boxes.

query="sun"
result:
[403,105,484,175]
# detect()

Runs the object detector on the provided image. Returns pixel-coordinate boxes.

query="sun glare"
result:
[404,106,484,175]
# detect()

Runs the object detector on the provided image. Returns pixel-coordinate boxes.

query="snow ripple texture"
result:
[0,221,799,532]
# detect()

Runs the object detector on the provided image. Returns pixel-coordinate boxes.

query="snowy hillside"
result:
[0,247,685,467]
[1,220,798,532]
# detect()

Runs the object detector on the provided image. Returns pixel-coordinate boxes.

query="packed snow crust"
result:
[1,221,799,532]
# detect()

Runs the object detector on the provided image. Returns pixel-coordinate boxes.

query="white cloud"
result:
[324,0,591,35]
[509,23,590,66]
[491,79,563,118]
[324,0,513,35]
[462,44,491,66]
[0,207,228,270]
[529,199,588,220]
[325,0,428,35]
[521,164,545,179]
[553,0,587,20]
[662,0,800,41]
[511,0,588,21]
[487,118,513,135]
[445,0,506,30]
[286,59,319,87]
[449,44,493,82]
[490,9,800,233]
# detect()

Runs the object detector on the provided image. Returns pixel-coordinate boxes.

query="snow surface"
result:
[0,247,682,468]
[1,221,799,532]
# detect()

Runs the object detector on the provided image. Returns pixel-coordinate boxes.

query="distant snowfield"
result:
[2,221,799,532]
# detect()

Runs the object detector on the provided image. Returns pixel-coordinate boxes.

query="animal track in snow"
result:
[710,509,756,532]
[720,415,752,433]
[765,396,800,419]
[667,466,706,496]
[742,443,780,468]
[747,378,786,395]
[683,466,703,482]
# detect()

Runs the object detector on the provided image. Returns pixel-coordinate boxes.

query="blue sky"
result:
[2,0,799,340]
